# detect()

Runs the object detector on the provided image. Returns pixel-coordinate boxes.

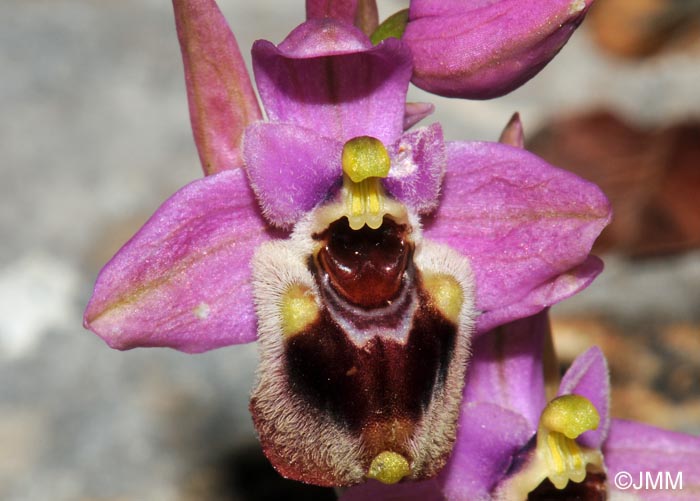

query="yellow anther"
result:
[367,451,411,485]
[280,284,318,338]
[423,273,463,323]
[342,136,391,182]
[493,394,604,500]
[341,137,392,230]
[540,395,600,439]
[538,395,601,489]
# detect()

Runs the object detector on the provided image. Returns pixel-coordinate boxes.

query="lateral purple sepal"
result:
[384,123,445,215]
[83,169,273,353]
[173,0,262,175]
[423,141,611,332]
[403,0,594,99]
[243,122,342,228]
[558,346,611,449]
[252,18,413,144]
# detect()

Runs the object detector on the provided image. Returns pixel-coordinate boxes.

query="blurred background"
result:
[1,0,699,499]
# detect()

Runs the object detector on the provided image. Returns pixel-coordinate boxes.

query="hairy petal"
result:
[84,170,273,353]
[385,123,445,214]
[463,312,548,429]
[423,141,611,332]
[252,19,412,144]
[558,346,611,449]
[404,0,594,99]
[440,403,534,501]
[244,122,342,228]
[173,0,262,175]
[604,419,700,499]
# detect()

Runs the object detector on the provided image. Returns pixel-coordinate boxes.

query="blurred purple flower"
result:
[84,0,610,487]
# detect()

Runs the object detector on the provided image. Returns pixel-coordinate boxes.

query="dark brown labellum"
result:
[250,212,475,486]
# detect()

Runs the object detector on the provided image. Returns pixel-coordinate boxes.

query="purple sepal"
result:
[252,18,413,144]
[558,346,611,449]
[403,0,594,99]
[384,123,445,215]
[423,141,611,333]
[84,169,273,353]
[463,311,548,430]
[243,122,342,228]
[173,0,262,175]
[475,255,604,334]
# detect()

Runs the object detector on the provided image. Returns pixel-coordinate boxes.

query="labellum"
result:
[250,137,476,486]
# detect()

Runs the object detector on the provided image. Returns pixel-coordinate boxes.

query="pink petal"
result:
[173,0,262,175]
[558,346,610,449]
[252,19,412,144]
[404,0,594,99]
[424,141,611,332]
[604,419,700,499]
[243,122,342,228]
[84,169,273,353]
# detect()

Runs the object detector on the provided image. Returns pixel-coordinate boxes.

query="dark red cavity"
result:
[529,471,608,500]
[316,217,410,309]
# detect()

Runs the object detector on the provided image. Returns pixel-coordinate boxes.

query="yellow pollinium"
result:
[341,136,391,230]
[423,273,463,323]
[280,284,318,339]
[367,451,411,485]
[538,395,601,489]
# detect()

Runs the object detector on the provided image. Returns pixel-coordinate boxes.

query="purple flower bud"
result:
[403,0,594,99]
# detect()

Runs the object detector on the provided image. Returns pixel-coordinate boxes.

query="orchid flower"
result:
[342,311,700,500]
[84,0,610,488]
[307,0,595,99]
